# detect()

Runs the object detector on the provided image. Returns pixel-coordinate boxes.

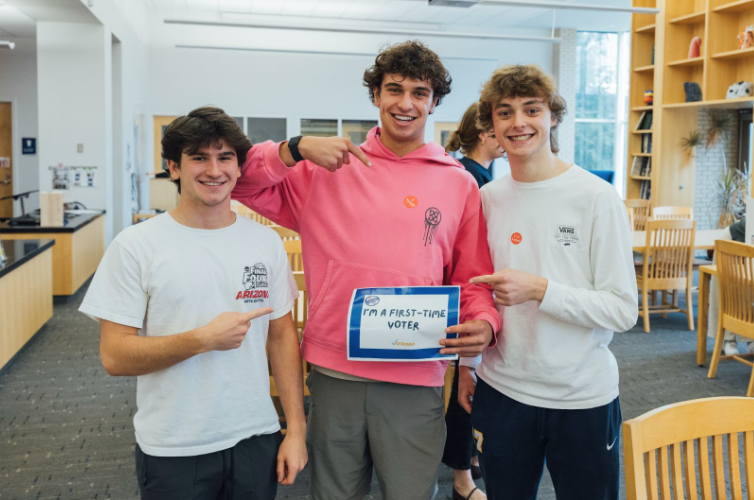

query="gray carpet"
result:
[0,285,751,499]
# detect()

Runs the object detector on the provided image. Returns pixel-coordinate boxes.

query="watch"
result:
[287,135,304,163]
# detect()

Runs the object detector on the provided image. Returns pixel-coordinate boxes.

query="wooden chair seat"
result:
[707,240,754,396]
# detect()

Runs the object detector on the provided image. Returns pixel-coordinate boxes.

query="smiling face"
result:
[167,140,240,209]
[373,73,437,156]
[479,131,506,161]
[491,96,556,163]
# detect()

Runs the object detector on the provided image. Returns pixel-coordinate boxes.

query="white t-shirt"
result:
[79,214,298,457]
[477,166,638,410]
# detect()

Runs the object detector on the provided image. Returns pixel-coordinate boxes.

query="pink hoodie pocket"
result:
[306,260,434,350]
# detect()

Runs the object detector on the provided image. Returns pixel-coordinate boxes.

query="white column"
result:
[551,28,577,164]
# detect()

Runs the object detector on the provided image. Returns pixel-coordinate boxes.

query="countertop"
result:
[0,239,55,279]
[0,211,104,234]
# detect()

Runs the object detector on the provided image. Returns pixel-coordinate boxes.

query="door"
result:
[0,103,12,219]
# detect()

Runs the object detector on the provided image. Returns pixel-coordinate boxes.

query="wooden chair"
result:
[271,225,300,241]
[623,396,754,500]
[627,206,636,232]
[444,363,455,412]
[707,240,754,396]
[652,206,694,220]
[625,198,651,231]
[636,219,696,333]
[284,239,303,272]
[230,201,274,226]
[269,271,310,433]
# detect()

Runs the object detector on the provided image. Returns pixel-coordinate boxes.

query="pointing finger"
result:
[347,141,372,167]
[241,307,274,322]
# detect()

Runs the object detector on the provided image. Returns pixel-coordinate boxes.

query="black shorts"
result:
[135,431,283,500]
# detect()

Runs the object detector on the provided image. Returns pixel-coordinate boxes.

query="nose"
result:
[512,110,527,129]
[206,157,222,176]
[397,91,413,111]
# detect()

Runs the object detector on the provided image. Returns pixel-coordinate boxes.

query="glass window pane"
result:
[574,122,615,171]
[342,120,378,144]
[232,117,244,134]
[576,32,618,120]
[301,119,337,138]
[247,117,287,144]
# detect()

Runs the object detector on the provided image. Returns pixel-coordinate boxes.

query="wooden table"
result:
[632,229,727,252]
[696,265,717,367]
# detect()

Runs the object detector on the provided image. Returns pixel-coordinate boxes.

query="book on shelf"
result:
[641,134,653,153]
[631,156,652,177]
[635,111,653,131]
[639,180,651,200]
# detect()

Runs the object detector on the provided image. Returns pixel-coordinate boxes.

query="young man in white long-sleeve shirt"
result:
[459,64,638,500]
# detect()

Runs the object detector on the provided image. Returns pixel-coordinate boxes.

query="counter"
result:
[0,239,54,370]
[0,212,105,296]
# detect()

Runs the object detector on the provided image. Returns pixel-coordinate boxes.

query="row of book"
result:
[636,111,653,131]
[639,180,651,200]
[630,156,652,177]
[640,134,653,153]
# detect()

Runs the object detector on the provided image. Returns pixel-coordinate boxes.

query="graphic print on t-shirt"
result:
[423,207,442,246]
[555,225,580,247]
[236,263,269,302]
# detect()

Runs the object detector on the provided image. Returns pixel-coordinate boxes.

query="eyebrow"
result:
[496,98,544,109]
[384,82,431,93]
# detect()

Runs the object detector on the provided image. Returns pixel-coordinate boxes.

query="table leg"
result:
[697,271,711,366]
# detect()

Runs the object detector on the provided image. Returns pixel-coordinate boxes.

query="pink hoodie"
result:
[233,127,500,387]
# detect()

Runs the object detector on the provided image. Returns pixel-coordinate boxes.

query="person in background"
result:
[79,107,307,499]
[445,102,505,189]
[462,64,638,500]
[442,102,505,500]
[708,216,753,355]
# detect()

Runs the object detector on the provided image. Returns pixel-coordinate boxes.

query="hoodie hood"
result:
[360,126,463,169]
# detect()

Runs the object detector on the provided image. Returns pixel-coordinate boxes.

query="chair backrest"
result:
[642,219,696,289]
[653,206,694,220]
[284,239,303,272]
[292,271,307,335]
[271,225,300,241]
[230,201,274,226]
[627,207,636,232]
[625,199,651,231]
[623,396,754,500]
[715,240,754,333]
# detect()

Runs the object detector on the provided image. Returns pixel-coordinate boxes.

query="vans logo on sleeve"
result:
[236,263,269,302]
[555,225,579,247]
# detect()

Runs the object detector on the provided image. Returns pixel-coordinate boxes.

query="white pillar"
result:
[551,28,577,164]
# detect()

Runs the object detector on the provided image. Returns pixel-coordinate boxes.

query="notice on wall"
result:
[48,165,98,189]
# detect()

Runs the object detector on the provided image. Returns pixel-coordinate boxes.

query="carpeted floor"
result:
[0,284,751,499]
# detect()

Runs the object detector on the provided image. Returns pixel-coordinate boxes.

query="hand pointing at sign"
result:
[470,270,549,307]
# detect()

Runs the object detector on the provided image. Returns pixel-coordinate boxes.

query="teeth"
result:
[510,134,533,142]
[394,115,415,122]
[202,182,222,186]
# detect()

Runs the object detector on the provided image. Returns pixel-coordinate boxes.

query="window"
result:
[574,31,630,195]
[301,119,337,138]
[246,118,287,144]
[342,120,378,144]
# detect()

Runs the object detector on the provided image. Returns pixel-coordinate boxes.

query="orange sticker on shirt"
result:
[404,196,418,208]
[511,232,522,245]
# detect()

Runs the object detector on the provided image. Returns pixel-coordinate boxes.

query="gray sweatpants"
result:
[306,370,446,500]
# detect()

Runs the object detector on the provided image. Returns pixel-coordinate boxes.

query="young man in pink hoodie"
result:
[233,41,500,500]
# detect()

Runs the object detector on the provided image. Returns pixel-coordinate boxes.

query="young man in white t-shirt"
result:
[459,65,638,500]
[79,106,307,499]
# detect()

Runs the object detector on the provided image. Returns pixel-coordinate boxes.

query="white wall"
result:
[0,36,39,215]
[146,20,553,173]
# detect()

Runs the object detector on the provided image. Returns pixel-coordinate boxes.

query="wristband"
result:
[287,135,305,163]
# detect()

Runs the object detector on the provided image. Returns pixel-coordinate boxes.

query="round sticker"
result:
[403,195,418,208]
[511,232,522,245]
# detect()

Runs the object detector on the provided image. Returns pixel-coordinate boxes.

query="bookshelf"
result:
[626,0,754,207]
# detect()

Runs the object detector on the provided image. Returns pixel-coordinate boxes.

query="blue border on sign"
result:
[348,286,460,360]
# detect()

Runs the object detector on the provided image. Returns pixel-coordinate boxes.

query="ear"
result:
[167,159,180,181]
[429,97,438,115]
[373,87,381,107]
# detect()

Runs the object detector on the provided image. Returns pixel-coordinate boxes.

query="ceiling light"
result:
[476,0,659,14]
[428,0,480,7]
[0,41,15,49]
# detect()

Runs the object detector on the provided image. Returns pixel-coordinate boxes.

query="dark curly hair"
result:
[161,106,252,193]
[363,40,452,106]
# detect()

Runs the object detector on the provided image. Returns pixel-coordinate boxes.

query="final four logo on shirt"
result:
[236,263,269,301]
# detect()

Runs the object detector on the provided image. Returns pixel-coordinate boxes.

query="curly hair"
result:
[477,64,567,153]
[363,40,452,106]
[161,106,252,193]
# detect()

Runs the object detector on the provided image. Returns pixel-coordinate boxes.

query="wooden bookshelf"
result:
[626,0,754,207]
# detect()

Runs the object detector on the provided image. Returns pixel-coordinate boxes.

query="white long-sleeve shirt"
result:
[476,166,638,410]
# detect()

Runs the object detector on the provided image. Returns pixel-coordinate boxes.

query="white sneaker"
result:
[746,342,754,355]
[724,340,740,356]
